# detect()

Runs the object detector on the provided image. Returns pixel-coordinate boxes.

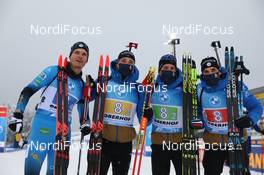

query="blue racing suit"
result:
[15,64,91,175]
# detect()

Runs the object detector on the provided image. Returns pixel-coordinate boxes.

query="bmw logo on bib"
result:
[114,86,127,98]
[69,82,75,91]
[159,93,170,103]
[209,96,220,106]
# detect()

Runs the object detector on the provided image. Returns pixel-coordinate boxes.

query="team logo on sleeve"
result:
[33,72,47,86]
[39,72,47,80]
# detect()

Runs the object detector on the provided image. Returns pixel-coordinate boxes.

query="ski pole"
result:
[259,118,264,175]
[77,75,92,175]
[164,34,180,58]
[132,67,156,175]
[211,41,221,67]
[137,94,151,175]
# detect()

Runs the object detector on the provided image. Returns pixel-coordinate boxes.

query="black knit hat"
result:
[69,41,89,57]
[201,56,220,72]
[158,54,177,71]
[118,50,135,61]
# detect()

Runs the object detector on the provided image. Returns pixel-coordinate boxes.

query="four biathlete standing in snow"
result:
[8,41,264,175]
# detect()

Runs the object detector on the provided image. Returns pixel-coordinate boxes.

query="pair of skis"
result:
[225,46,250,175]
[132,67,156,175]
[182,53,202,175]
[54,55,70,175]
[87,55,110,175]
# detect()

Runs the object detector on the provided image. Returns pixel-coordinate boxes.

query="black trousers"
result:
[203,143,251,175]
[151,144,182,175]
[202,149,229,175]
[100,139,132,175]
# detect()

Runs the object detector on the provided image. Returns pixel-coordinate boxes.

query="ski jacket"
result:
[16,64,90,126]
[198,67,263,137]
[150,68,184,144]
[102,59,144,143]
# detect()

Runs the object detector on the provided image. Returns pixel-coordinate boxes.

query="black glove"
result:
[235,116,253,129]
[80,123,91,136]
[9,112,23,133]
[143,107,153,121]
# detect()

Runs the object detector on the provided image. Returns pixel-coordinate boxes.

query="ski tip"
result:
[106,55,110,66]
[99,55,103,66]
[188,52,192,58]
[191,60,196,67]
[58,54,63,67]
[231,46,234,51]
[63,57,68,67]
[225,47,228,52]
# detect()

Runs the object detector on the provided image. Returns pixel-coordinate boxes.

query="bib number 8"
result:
[160,108,167,119]
[114,102,122,114]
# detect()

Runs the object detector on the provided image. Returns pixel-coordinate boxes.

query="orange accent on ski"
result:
[140,117,148,130]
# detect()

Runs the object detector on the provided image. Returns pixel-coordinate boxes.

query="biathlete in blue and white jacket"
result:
[8,42,94,175]
[197,56,263,175]
[98,50,149,175]
[149,54,183,175]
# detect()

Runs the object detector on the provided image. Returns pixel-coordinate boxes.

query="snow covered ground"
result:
[0,133,262,175]
[0,146,262,175]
